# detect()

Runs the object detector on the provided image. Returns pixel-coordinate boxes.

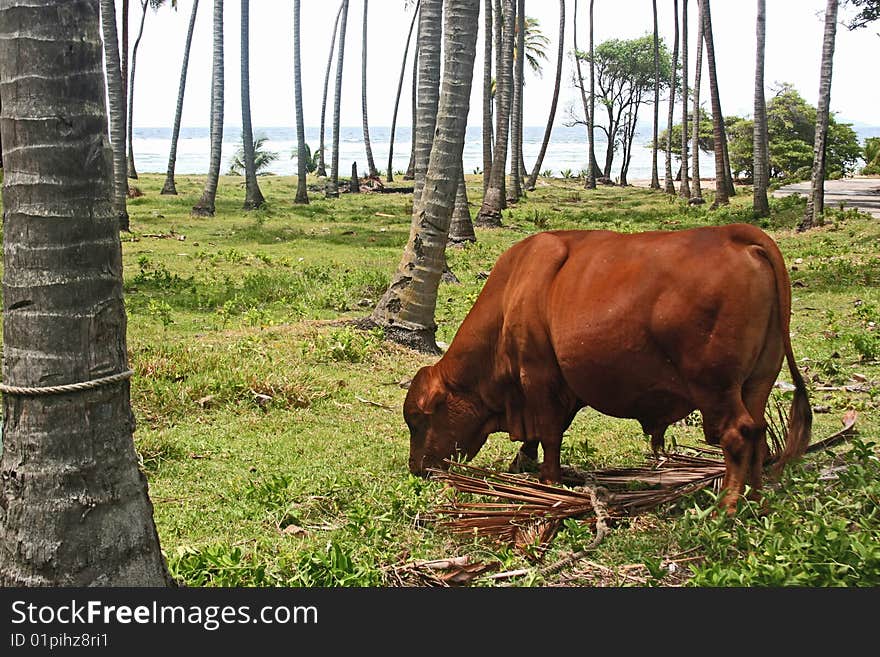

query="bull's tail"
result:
[752,229,813,474]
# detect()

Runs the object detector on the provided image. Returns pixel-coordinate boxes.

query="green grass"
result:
[9,172,880,586]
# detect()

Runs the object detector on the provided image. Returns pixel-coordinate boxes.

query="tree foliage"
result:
[863,137,880,174]
[228,135,279,176]
[726,84,861,181]
[846,0,880,29]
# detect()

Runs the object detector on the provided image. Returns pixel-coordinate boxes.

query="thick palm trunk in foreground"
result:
[372,0,480,353]
[702,0,730,207]
[411,0,443,208]
[0,0,171,586]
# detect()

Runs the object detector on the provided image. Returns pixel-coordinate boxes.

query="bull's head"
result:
[404,365,493,476]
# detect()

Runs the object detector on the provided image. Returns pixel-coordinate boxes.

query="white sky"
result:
[127,0,880,130]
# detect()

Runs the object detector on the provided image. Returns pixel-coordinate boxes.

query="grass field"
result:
[67,172,880,585]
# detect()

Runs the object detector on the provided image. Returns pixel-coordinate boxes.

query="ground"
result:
[772,176,880,218]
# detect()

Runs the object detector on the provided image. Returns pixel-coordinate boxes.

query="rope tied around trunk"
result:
[0,370,134,396]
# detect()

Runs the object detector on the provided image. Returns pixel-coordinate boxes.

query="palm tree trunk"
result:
[679,0,691,198]
[702,0,729,207]
[293,0,309,204]
[126,1,148,180]
[482,0,493,194]
[325,0,350,198]
[161,0,200,196]
[477,0,514,226]
[651,0,661,189]
[388,1,420,183]
[240,0,264,210]
[800,0,839,231]
[691,0,704,201]
[588,0,599,182]
[317,3,343,178]
[508,0,524,201]
[404,39,419,180]
[372,0,481,353]
[0,0,171,586]
[193,0,225,216]
[99,0,130,230]
[752,0,770,217]
[449,160,476,243]
[360,0,379,178]
[412,0,443,208]
[122,0,130,148]
[665,0,679,195]
[493,0,506,202]
[525,0,564,191]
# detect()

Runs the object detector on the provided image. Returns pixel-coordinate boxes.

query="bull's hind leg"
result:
[742,381,774,497]
[509,441,540,474]
[698,391,765,514]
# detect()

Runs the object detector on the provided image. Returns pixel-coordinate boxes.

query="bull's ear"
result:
[415,371,447,415]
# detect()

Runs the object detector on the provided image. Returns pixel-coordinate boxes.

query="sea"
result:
[132,125,723,182]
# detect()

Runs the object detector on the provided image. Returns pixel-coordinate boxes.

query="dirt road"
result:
[772,176,880,218]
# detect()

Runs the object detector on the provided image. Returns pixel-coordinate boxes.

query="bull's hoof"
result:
[509,450,540,474]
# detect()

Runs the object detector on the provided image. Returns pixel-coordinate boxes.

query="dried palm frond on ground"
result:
[432,410,860,552]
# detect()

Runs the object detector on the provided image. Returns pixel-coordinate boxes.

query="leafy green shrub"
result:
[680,438,880,586]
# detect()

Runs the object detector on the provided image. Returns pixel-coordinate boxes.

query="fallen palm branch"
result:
[432,410,859,553]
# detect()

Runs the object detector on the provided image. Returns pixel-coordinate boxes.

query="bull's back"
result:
[541,225,784,420]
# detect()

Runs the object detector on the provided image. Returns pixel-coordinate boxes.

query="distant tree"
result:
[293,0,309,203]
[325,0,350,198]
[127,0,173,180]
[360,0,379,178]
[526,0,565,191]
[690,0,704,202]
[678,0,690,198]
[388,1,420,182]
[846,0,880,29]
[801,0,839,231]
[482,0,493,193]
[240,0,265,209]
[477,0,515,225]
[726,85,860,181]
[99,0,130,229]
[317,3,343,177]
[863,137,880,174]
[228,136,280,176]
[664,0,679,195]
[161,0,200,196]
[509,0,525,201]
[573,35,672,181]
[701,0,734,207]
[192,0,225,216]
[753,0,770,217]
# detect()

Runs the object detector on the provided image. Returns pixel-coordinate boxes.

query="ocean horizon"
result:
[131,124,880,182]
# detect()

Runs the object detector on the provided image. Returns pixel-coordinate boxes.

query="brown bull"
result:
[404,224,812,512]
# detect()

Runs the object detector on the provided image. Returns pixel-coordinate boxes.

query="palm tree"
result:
[294,0,309,203]
[573,0,599,188]
[702,0,730,207]
[651,0,661,189]
[192,0,225,216]
[326,0,350,198]
[525,0,564,191]
[127,0,171,181]
[372,0,481,353]
[387,1,420,182]
[360,0,379,178]
[476,0,514,226]
[690,0,704,202]
[240,0,264,209]
[317,3,343,178]
[482,0,493,194]
[449,161,476,243]
[0,0,171,586]
[161,0,200,195]
[508,0,524,201]
[800,0,839,231]
[753,0,770,217]
[228,136,279,175]
[665,0,679,195]
[99,0,130,230]
[412,0,443,207]
[405,37,419,180]
[678,0,691,198]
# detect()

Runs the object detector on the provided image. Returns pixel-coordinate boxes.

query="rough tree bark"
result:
[0,0,171,587]
[753,0,770,217]
[317,2,343,178]
[325,0,350,198]
[412,0,443,208]
[241,0,265,210]
[192,0,225,216]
